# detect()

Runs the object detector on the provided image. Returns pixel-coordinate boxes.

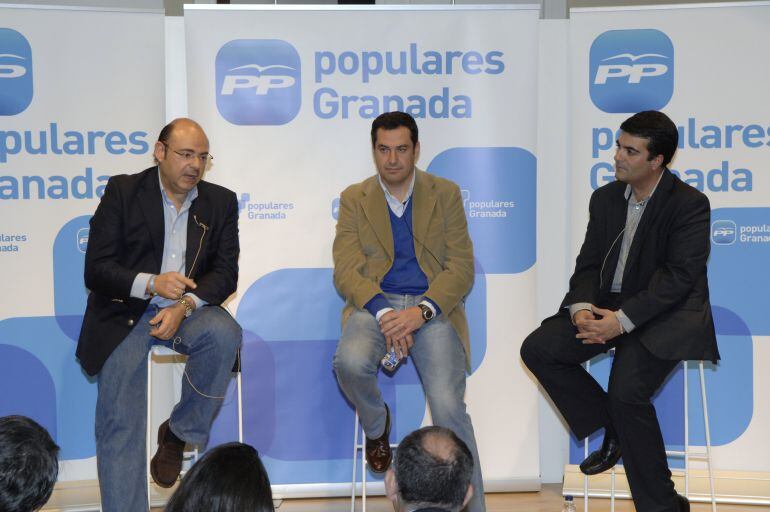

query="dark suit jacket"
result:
[560,169,719,362]
[76,166,239,376]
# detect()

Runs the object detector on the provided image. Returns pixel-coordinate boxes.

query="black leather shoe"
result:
[676,494,690,512]
[579,433,621,475]
[150,420,185,488]
[365,404,392,473]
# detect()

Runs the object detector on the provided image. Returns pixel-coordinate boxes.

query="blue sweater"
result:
[364,200,441,317]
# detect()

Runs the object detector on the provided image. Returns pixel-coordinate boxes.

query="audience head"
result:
[165,442,273,512]
[385,426,474,512]
[0,415,60,512]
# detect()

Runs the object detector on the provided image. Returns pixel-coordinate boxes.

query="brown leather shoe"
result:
[150,420,184,488]
[365,404,392,473]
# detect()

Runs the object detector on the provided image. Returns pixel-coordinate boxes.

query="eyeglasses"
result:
[162,142,214,165]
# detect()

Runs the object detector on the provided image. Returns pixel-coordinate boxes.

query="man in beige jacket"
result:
[332,111,485,512]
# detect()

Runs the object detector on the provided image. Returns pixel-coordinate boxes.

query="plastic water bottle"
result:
[562,495,576,512]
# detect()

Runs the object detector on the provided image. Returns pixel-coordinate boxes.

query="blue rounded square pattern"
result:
[0,28,33,116]
[215,39,302,125]
[427,147,536,275]
[589,29,674,114]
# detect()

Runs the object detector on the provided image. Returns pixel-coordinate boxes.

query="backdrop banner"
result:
[185,4,541,493]
[569,1,770,480]
[0,5,165,481]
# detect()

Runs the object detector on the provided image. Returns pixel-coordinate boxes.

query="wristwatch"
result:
[178,297,194,318]
[418,303,434,323]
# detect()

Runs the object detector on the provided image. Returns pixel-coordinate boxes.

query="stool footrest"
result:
[665,450,710,460]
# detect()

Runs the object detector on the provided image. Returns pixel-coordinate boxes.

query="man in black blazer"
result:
[521,111,718,512]
[76,118,242,511]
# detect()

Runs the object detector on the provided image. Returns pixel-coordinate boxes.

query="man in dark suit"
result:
[76,118,242,511]
[521,111,719,512]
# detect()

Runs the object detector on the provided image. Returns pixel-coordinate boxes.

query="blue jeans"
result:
[333,294,485,512]
[95,305,241,512]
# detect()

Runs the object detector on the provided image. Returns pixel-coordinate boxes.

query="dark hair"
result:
[154,120,178,164]
[0,416,59,512]
[394,426,473,510]
[157,120,177,146]
[619,110,679,167]
[370,111,419,148]
[165,443,274,512]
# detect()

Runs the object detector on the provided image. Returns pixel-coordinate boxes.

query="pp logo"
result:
[76,228,89,253]
[0,28,33,116]
[216,39,301,125]
[589,29,673,113]
[711,220,736,246]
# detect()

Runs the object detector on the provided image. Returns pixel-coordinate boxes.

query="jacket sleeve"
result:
[561,191,604,309]
[620,192,711,327]
[83,177,139,299]
[332,188,384,309]
[423,183,474,315]
[191,190,240,305]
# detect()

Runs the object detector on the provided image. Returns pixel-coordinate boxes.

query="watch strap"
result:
[178,297,194,318]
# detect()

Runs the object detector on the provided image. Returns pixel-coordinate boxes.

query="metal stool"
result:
[146,345,244,508]
[581,356,717,511]
[351,410,398,512]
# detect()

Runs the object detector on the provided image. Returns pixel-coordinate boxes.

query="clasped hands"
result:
[146,271,198,340]
[573,305,623,345]
[379,307,426,359]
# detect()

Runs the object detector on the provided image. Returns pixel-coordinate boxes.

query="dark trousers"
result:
[520,312,681,512]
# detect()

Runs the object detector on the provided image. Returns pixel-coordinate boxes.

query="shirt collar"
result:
[157,166,198,209]
[378,169,415,211]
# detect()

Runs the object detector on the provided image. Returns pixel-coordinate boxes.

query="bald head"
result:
[152,118,210,201]
[389,426,474,511]
[421,430,457,462]
[158,118,209,148]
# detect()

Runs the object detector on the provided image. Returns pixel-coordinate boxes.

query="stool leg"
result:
[351,412,359,512]
[237,371,244,444]
[684,361,690,499]
[583,359,590,512]
[147,351,153,510]
[362,437,367,512]
[610,467,615,512]
[699,362,717,512]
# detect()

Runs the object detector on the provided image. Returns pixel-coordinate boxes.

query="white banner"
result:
[569,1,770,478]
[185,5,541,493]
[0,5,165,481]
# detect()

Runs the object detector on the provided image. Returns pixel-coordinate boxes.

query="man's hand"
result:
[380,307,425,341]
[148,303,186,340]
[386,333,414,359]
[576,305,623,344]
[152,272,197,300]
[572,309,595,333]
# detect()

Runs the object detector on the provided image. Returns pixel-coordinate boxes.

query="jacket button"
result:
[127,319,135,326]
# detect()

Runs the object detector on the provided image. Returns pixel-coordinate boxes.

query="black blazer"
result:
[560,169,719,363]
[76,167,239,376]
